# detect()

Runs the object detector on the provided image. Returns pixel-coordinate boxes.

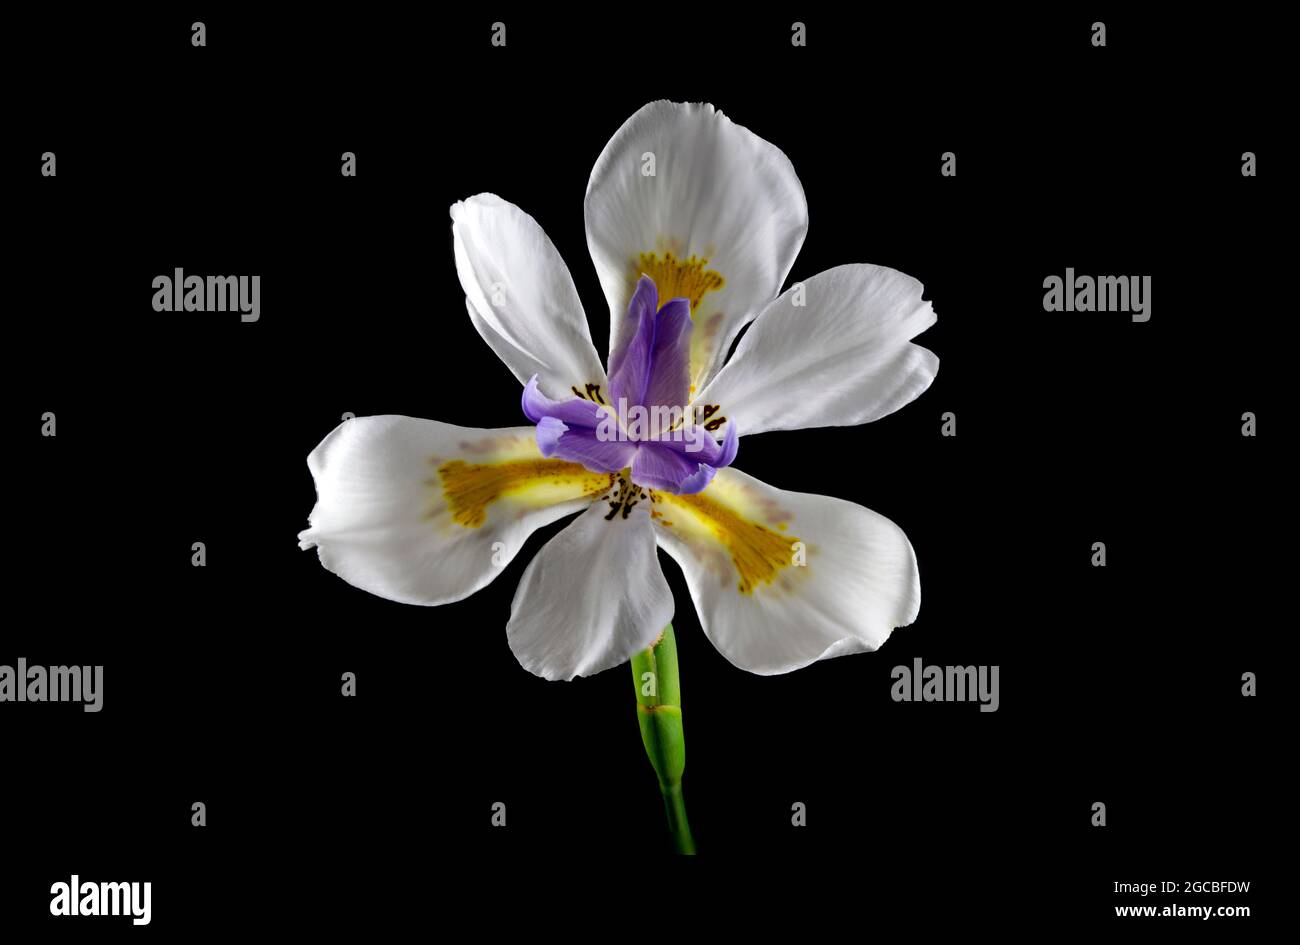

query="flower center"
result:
[519,274,738,496]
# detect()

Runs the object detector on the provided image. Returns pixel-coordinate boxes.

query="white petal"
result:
[652,467,920,675]
[452,193,608,400]
[693,264,938,437]
[507,500,673,681]
[585,101,808,395]
[299,416,614,606]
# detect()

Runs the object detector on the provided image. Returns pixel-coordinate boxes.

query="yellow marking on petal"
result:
[434,460,612,528]
[659,489,801,595]
[635,252,724,315]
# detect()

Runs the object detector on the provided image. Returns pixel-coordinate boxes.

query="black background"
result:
[4,6,1282,936]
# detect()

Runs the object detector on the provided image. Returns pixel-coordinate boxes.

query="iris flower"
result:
[298,101,939,848]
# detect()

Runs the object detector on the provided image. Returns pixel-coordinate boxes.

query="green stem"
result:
[660,782,696,855]
[631,624,696,855]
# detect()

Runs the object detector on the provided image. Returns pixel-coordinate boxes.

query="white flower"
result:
[298,101,939,680]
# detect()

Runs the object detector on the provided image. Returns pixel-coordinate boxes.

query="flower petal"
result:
[507,501,673,680]
[630,442,717,495]
[535,418,637,473]
[656,417,738,469]
[652,467,920,675]
[298,417,612,606]
[692,264,938,437]
[585,101,808,396]
[607,277,694,412]
[521,375,611,428]
[452,193,608,400]
[642,298,693,411]
[607,274,659,408]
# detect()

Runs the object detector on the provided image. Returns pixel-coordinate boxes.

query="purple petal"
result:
[630,443,717,495]
[535,418,636,473]
[673,463,718,494]
[658,418,739,468]
[712,419,739,467]
[533,416,569,456]
[522,375,610,429]
[607,275,659,410]
[641,297,692,411]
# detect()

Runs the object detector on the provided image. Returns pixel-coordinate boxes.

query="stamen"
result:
[570,383,607,404]
[602,469,647,521]
[635,251,724,314]
[696,403,728,432]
